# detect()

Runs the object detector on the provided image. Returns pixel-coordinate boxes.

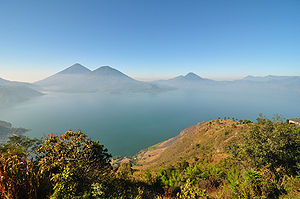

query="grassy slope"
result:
[134,120,249,171]
[132,119,300,198]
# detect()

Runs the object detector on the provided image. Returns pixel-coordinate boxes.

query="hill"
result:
[35,63,163,93]
[154,72,216,89]
[0,77,38,88]
[129,118,299,198]
[0,85,43,107]
[134,119,246,171]
[0,77,43,106]
[0,120,29,143]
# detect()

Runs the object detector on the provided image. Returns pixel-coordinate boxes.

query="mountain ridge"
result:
[0,85,43,106]
[35,63,162,93]
[57,63,92,75]
[170,72,207,81]
[0,77,43,106]
[2,63,300,93]
[92,66,133,80]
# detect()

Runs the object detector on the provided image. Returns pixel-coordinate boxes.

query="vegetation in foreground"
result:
[0,115,299,198]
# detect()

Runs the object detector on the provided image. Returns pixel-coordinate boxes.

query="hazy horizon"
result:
[1,62,300,83]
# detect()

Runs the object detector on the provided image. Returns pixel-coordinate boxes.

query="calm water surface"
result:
[0,89,299,156]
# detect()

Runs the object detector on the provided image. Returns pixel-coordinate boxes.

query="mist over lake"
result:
[0,87,299,156]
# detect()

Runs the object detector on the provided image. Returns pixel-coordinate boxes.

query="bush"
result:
[177,179,208,199]
[36,130,111,198]
[228,169,281,199]
[241,119,300,175]
[0,154,39,199]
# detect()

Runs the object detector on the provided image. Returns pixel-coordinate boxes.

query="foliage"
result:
[241,118,300,175]
[90,182,106,198]
[154,161,227,197]
[177,180,208,199]
[145,170,153,183]
[36,130,112,198]
[152,116,300,198]
[0,154,39,199]
[227,168,282,199]
[157,168,182,190]
[50,167,81,199]
[0,135,41,156]
[117,161,133,179]
[0,116,299,198]
[91,174,160,199]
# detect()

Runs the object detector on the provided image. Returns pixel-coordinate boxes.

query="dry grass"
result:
[134,120,249,171]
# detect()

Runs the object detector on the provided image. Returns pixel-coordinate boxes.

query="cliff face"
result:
[134,120,249,170]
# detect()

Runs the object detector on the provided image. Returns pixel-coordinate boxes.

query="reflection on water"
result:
[0,89,299,156]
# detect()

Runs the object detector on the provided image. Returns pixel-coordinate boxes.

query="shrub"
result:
[242,120,300,175]
[36,130,111,198]
[228,169,281,199]
[0,154,39,199]
[177,180,208,199]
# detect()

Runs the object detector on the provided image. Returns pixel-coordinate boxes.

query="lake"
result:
[0,88,299,156]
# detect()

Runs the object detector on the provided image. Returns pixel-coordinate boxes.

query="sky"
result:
[0,0,299,82]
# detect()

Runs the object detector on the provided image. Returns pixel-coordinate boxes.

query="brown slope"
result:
[134,120,249,171]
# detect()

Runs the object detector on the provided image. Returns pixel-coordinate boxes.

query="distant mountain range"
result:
[0,63,299,107]
[0,77,43,106]
[35,63,161,93]
[0,77,35,87]
[230,75,300,92]
[242,75,300,82]
[155,72,300,92]
[0,85,42,106]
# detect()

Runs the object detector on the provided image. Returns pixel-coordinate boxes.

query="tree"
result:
[0,135,41,199]
[117,161,133,179]
[36,130,112,198]
[241,119,300,175]
[0,135,41,157]
[0,154,39,199]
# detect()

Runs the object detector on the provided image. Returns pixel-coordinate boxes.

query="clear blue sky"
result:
[0,0,299,82]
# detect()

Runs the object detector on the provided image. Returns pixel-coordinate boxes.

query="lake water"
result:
[0,88,299,156]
